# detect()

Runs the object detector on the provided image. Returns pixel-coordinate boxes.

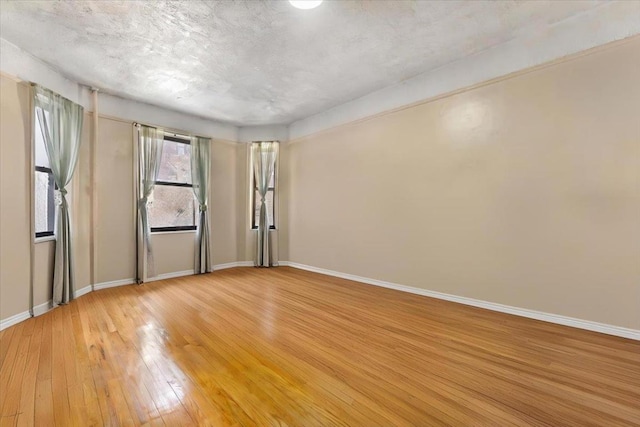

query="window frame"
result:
[149,134,197,233]
[34,165,56,238]
[34,108,56,239]
[250,144,278,231]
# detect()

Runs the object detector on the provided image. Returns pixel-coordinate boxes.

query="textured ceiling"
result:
[0,0,611,125]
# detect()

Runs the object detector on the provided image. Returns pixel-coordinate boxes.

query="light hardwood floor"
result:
[1,267,639,426]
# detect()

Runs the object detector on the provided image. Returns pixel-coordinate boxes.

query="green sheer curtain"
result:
[136,125,164,283]
[252,141,278,267]
[190,136,211,273]
[33,85,84,306]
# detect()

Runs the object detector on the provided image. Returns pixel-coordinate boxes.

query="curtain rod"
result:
[133,122,212,141]
[30,82,83,106]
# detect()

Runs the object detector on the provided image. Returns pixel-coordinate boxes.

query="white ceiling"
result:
[0,0,629,126]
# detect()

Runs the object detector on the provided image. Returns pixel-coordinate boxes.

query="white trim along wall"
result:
[278,263,640,341]
[0,262,255,331]
[4,263,639,341]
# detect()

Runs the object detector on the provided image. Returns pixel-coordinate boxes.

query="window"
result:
[34,111,55,238]
[148,135,197,232]
[251,150,277,230]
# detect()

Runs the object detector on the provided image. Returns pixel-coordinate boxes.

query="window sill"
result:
[35,235,56,244]
[151,229,197,235]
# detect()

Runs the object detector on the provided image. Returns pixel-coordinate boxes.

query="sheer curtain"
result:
[252,141,278,267]
[136,125,164,283]
[190,136,211,274]
[33,85,84,306]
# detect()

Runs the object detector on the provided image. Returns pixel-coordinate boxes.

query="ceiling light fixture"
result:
[289,0,323,10]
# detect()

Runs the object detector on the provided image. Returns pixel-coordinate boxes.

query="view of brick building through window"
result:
[148,138,196,230]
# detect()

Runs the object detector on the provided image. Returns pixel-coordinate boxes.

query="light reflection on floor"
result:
[138,322,186,414]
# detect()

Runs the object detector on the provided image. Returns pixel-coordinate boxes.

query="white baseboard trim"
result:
[32,284,97,318]
[146,270,194,283]
[94,278,135,290]
[74,285,93,298]
[210,261,254,272]
[0,310,31,331]
[280,261,640,341]
[33,300,53,317]
[211,262,237,271]
[235,261,255,267]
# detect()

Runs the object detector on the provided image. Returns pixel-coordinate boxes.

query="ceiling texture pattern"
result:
[0,0,635,126]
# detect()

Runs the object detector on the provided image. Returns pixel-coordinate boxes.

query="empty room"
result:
[1,0,639,425]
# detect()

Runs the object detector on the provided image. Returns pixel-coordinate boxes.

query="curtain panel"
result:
[136,125,164,283]
[251,141,279,267]
[190,136,211,274]
[33,85,84,306]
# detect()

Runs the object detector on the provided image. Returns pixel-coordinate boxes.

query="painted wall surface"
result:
[236,143,251,262]
[278,144,289,262]
[95,117,136,283]
[33,241,54,306]
[152,232,195,276]
[0,75,30,320]
[72,112,93,292]
[211,140,238,266]
[287,39,640,329]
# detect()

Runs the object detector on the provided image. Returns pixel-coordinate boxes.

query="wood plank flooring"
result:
[1,267,639,426]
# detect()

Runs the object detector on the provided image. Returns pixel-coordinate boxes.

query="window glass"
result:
[268,170,275,188]
[34,108,55,237]
[149,185,196,228]
[251,147,277,230]
[35,170,54,234]
[254,189,274,228]
[157,140,191,184]
[150,136,196,231]
[35,112,50,168]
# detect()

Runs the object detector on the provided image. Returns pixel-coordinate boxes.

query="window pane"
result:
[254,169,275,188]
[149,185,196,228]
[254,189,274,228]
[35,111,50,168]
[268,169,275,188]
[35,170,54,233]
[157,140,191,184]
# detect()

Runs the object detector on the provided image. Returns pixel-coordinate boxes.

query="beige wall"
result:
[211,140,238,266]
[278,144,290,262]
[95,117,136,283]
[287,39,640,329]
[72,112,93,292]
[33,241,54,307]
[236,143,251,262]
[152,232,195,275]
[0,75,30,320]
